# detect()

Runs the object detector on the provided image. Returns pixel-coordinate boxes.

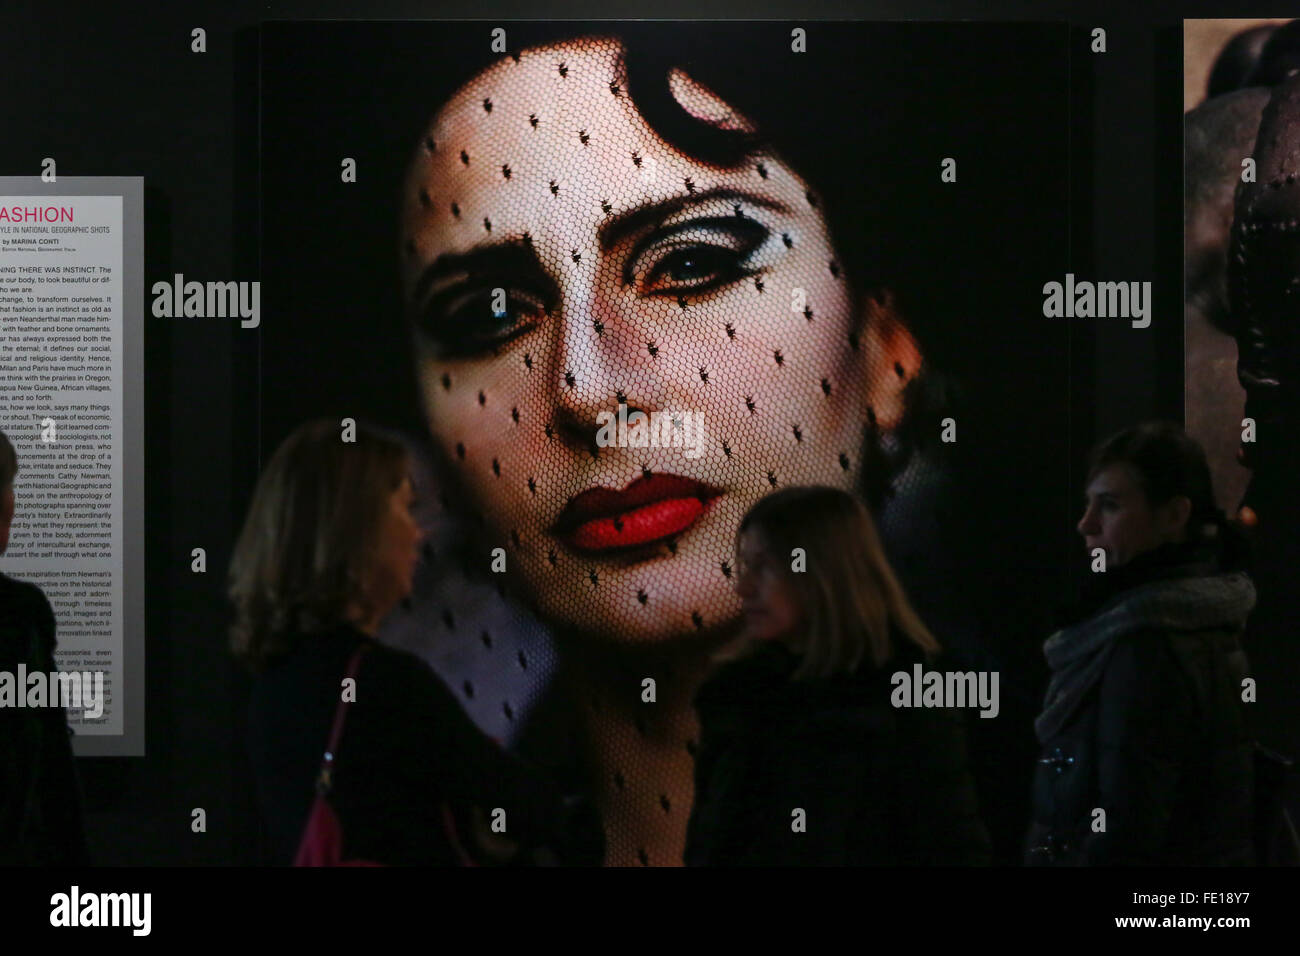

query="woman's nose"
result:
[1077,506,1098,537]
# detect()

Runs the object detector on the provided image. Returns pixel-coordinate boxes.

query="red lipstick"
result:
[551,474,724,554]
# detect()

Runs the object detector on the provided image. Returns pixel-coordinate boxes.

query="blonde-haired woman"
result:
[229,418,599,865]
[684,485,991,865]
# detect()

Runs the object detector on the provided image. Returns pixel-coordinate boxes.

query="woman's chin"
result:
[508,546,746,645]
[539,595,747,647]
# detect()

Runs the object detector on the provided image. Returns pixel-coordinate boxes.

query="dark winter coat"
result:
[684,634,993,866]
[0,572,90,865]
[247,622,598,865]
[1025,538,1256,865]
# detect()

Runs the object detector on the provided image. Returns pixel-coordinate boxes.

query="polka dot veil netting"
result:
[378,35,941,866]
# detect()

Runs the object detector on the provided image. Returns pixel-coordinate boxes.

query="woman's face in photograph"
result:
[399,36,916,642]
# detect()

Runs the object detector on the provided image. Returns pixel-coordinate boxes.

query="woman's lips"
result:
[551,474,724,554]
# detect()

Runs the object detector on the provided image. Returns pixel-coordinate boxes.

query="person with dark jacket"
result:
[229,419,602,865]
[1026,422,1257,866]
[684,485,992,866]
[0,427,90,866]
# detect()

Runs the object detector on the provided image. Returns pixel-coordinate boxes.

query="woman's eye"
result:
[416,288,546,358]
[643,245,749,291]
[629,218,769,296]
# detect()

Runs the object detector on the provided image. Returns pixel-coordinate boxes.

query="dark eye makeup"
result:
[414,283,551,359]
[414,215,773,359]
[625,216,771,295]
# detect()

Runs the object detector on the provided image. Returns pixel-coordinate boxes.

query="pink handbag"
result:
[294,645,382,866]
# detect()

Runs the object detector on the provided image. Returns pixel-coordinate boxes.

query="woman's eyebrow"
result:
[597,186,791,253]
[410,240,548,305]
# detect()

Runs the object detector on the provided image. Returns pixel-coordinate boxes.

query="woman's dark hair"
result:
[1086,421,1252,569]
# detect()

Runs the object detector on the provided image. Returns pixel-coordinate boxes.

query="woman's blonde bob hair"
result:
[227,418,411,672]
[721,485,940,680]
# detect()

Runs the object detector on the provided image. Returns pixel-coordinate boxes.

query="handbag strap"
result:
[315,643,370,795]
[308,639,481,866]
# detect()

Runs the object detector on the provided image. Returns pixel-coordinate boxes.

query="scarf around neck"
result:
[1035,568,1256,743]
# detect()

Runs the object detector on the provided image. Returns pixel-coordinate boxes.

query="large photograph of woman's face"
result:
[256,21,1077,865]
[401,34,887,643]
